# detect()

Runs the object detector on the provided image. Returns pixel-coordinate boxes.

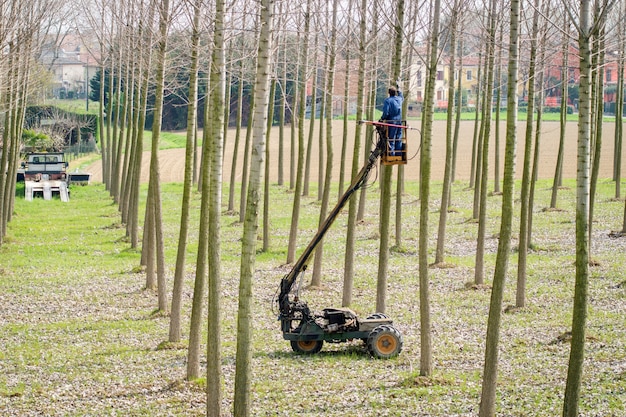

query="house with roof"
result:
[406,53,481,114]
[39,34,99,100]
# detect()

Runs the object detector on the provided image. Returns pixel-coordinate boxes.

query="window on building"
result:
[466,70,472,81]
[606,69,612,82]
[437,70,444,81]
[417,70,422,87]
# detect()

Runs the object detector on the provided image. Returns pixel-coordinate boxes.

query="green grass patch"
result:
[1,175,624,416]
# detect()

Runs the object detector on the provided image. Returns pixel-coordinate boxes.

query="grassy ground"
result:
[1,176,625,416]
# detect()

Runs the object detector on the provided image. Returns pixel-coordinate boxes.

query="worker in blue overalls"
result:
[380,80,403,156]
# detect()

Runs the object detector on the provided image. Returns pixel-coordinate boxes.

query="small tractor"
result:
[275,120,410,359]
[21,152,70,202]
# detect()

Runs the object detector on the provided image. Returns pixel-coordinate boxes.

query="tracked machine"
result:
[275,120,412,359]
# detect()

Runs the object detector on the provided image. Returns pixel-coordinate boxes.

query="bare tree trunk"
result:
[451,34,464,183]
[357,6,378,223]
[474,0,498,285]
[614,4,625,199]
[186,99,211,380]
[317,38,328,202]
[5,37,30,231]
[435,0,460,265]
[146,0,171,313]
[286,0,312,264]
[469,49,483,189]
[551,15,570,208]
[589,22,606,251]
[342,0,367,307]
[229,25,247,213]
[0,44,15,243]
[395,0,418,250]
[479,0,519,413]
[376,0,405,314]
[516,0,542,308]
[120,41,139,225]
[493,21,504,194]
[239,89,255,222]
[263,79,277,252]
[418,0,441,377]
[111,30,125,202]
[238,16,260,222]
[472,37,489,220]
[99,60,108,189]
[303,30,319,198]
[169,0,202,343]
[527,3,550,253]
[207,0,226,411]
[290,58,298,191]
[145,203,156,290]
[564,7,591,417]
[278,13,287,187]
[337,2,353,201]
[311,0,338,288]
[234,1,274,415]
[128,5,154,250]
[116,21,133,209]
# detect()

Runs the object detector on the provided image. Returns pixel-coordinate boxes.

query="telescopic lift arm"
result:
[277,120,410,316]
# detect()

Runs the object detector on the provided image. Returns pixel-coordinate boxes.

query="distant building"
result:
[39,34,99,100]
[306,58,360,118]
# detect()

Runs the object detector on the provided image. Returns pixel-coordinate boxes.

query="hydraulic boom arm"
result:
[277,121,408,316]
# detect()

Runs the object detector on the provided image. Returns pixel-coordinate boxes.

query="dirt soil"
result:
[86,120,620,183]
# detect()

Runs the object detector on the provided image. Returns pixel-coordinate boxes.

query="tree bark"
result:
[234,1,274,415]
[311,0,338,288]
[551,15,570,208]
[563,0,595,413]
[186,78,212,379]
[337,4,352,201]
[516,0,542,308]
[589,20,606,251]
[207,0,227,411]
[474,0,498,286]
[418,0,441,377]
[228,15,248,213]
[263,79,277,252]
[614,7,624,198]
[303,31,319,198]
[435,0,460,265]
[286,0,312,264]
[479,0,519,413]
[168,0,202,343]
[342,0,367,307]
[147,0,171,313]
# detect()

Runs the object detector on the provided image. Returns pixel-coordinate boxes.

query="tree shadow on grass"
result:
[261,342,375,361]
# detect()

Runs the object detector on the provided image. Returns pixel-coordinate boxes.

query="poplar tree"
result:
[341,0,367,307]
[207,0,226,412]
[479,0,519,412]
[516,0,543,308]
[563,1,617,415]
[286,0,311,264]
[234,0,274,414]
[418,0,441,377]
[169,0,203,344]
[311,0,339,288]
